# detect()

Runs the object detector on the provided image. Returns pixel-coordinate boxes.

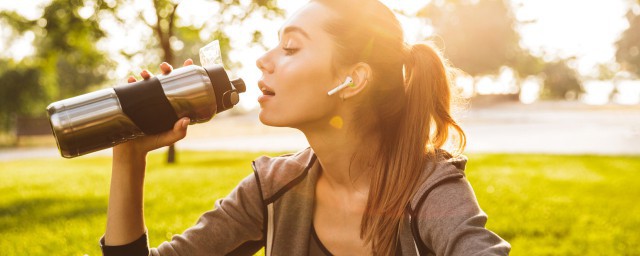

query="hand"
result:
[114,59,195,156]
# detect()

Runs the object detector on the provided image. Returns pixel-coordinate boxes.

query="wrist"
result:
[112,144,148,180]
[113,143,147,160]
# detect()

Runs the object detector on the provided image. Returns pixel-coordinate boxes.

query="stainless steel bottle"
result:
[46,64,245,158]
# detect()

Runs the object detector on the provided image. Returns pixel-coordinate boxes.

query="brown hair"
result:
[314,0,466,254]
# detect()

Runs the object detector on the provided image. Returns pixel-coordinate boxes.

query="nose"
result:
[256,51,274,74]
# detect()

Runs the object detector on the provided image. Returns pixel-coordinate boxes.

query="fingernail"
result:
[182,118,190,128]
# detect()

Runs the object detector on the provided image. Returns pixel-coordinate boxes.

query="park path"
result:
[1,101,639,161]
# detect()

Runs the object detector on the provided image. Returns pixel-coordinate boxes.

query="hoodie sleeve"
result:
[101,172,265,256]
[151,172,265,256]
[415,175,511,256]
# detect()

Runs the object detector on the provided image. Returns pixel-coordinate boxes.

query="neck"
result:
[298,114,378,193]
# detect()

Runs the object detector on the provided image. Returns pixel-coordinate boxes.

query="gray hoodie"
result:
[101,148,510,255]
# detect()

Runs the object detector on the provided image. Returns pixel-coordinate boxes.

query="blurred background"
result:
[0,0,639,255]
[1,0,639,156]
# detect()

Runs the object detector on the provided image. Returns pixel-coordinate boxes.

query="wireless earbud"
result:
[327,76,354,96]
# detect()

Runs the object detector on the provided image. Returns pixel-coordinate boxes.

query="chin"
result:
[258,109,290,127]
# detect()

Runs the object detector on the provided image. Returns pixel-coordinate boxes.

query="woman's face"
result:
[256,2,344,129]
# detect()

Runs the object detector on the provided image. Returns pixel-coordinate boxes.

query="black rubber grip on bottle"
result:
[113,77,179,135]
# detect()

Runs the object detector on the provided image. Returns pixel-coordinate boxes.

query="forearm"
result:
[101,61,190,247]
[105,147,147,246]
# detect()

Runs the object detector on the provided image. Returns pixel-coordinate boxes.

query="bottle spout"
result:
[231,78,246,93]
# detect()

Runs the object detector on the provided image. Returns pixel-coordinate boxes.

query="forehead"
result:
[279,2,335,39]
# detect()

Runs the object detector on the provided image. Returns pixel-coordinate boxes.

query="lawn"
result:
[0,151,638,255]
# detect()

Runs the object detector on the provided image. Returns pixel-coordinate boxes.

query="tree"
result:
[0,0,117,130]
[541,58,582,100]
[0,60,44,131]
[616,3,640,77]
[132,0,283,71]
[418,0,523,76]
[509,50,546,79]
[130,0,282,163]
[1,0,282,163]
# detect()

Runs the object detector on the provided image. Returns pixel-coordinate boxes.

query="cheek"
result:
[273,80,333,122]
[279,52,335,102]
[260,73,336,127]
[261,55,339,126]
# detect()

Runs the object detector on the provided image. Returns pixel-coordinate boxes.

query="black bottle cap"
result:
[203,65,230,113]
[203,65,245,113]
[231,78,246,93]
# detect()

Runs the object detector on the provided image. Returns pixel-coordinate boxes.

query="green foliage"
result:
[596,63,618,81]
[0,152,639,255]
[0,60,45,130]
[126,0,282,163]
[0,0,117,132]
[0,10,37,33]
[541,59,583,99]
[616,8,640,77]
[419,0,523,76]
[508,50,546,79]
[0,0,282,133]
[172,26,236,69]
[135,0,282,70]
[419,0,586,98]
[36,0,116,99]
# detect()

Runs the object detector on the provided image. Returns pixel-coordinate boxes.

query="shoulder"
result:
[410,150,474,221]
[251,147,317,202]
[410,151,468,207]
[410,152,511,255]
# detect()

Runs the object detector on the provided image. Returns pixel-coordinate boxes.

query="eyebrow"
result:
[278,26,311,40]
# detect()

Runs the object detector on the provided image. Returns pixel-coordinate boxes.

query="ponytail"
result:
[404,43,466,156]
[361,42,466,255]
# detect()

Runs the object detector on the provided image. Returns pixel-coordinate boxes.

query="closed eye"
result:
[283,47,299,56]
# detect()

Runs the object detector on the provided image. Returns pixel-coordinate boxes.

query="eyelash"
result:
[282,47,299,56]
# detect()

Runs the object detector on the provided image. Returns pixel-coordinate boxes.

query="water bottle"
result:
[46,64,246,158]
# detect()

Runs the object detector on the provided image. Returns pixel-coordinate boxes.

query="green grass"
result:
[0,152,639,255]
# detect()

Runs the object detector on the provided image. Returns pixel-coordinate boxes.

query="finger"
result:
[160,62,173,75]
[183,59,193,66]
[127,76,137,83]
[156,117,190,146]
[140,70,153,80]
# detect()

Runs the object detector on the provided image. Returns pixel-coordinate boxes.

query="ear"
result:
[342,62,372,100]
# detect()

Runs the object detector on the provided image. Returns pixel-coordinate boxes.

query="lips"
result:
[262,88,275,96]
[258,81,275,103]
[259,81,275,96]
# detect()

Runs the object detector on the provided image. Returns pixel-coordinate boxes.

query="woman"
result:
[102,0,511,255]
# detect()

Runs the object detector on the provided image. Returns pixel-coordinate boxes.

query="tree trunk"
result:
[167,143,176,163]
[154,1,179,164]
[163,38,176,164]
